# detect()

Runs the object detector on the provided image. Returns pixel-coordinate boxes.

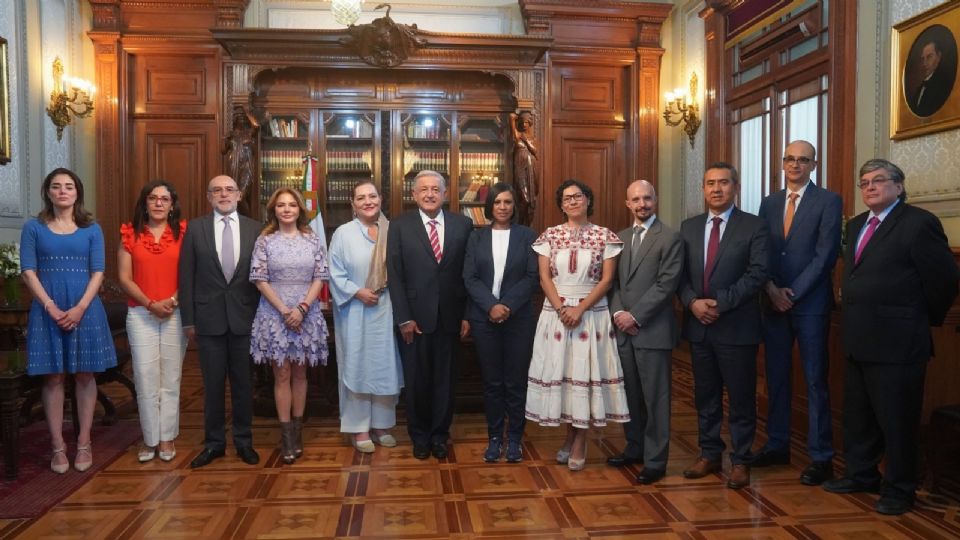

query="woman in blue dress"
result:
[249,187,329,464]
[20,168,116,474]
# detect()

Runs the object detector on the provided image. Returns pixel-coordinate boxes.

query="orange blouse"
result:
[120,221,187,308]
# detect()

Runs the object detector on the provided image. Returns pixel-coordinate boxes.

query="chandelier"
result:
[331,0,363,26]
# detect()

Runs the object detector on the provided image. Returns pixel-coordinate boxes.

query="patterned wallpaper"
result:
[889,0,960,218]
[0,2,24,220]
[682,5,706,219]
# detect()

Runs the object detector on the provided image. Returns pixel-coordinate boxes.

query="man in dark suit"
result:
[179,175,262,468]
[387,170,473,460]
[753,140,842,486]
[607,180,683,485]
[908,39,953,117]
[678,163,768,489]
[823,159,958,515]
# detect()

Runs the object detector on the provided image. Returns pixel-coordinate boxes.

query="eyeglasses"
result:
[147,195,172,205]
[208,186,239,195]
[857,177,894,190]
[562,192,586,204]
[782,156,813,165]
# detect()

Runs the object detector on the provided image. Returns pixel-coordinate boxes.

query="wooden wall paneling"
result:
[700,3,727,167]
[131,54,220,116]
[89,33,123,279]
[636,47,664,190]
[826,0,858,218]
[549,127,625,230]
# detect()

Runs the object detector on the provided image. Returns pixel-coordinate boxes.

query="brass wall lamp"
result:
[46,56,95,141]
[663,72,701,148]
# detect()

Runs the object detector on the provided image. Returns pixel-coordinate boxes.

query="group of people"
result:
[18,139,957,517]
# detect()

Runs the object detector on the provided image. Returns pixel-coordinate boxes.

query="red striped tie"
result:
[429,220,442,262]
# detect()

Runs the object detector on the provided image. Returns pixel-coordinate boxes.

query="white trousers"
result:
[127,306,187,446]
[338,378,398,433]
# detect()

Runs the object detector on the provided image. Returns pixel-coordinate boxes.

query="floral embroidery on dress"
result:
[532,223,623,281]
[120,220,187,255]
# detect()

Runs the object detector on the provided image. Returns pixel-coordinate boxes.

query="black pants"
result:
[399,329,458,446]
[197,332,253,450]
[471,316,535,442]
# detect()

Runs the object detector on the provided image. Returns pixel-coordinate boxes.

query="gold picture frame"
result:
[891,0,960,140]
[0,37,10,164]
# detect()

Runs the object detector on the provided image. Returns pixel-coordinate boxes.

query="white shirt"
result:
[633,214,656,247]
[855,198,899,253]
[214,210,241,270]
[703,205,735,268]
[419,209,444,250]
[491,228,511,298]
[783,180,811,216]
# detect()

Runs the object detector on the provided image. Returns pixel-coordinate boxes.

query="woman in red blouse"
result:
[117,180,188,463]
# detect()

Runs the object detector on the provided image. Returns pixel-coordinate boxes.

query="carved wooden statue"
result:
[340,3,427,68]
[510,111,538,226]
[223,106,258,198]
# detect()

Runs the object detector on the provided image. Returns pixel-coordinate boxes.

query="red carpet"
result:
[0,420,141,519]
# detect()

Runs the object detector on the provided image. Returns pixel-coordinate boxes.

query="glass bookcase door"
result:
[457,114,505,226]
[322,112,378,229]
[259,111,312,218]
[399,112,452,215]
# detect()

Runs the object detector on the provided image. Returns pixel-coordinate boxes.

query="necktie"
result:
[783,192,798,237]
[221,216,236,281]
[428,220,442,263]
[703,216,722,295]
[854,216,880,264]
[630,225,645,265]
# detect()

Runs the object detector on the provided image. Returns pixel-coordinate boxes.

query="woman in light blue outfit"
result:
[328,181,403,453]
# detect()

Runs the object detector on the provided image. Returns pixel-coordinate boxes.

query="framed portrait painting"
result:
[0,36,9,165]
[891,0,960,140]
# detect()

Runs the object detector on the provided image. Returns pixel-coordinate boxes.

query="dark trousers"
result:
[762,311,834,461]
[197,332,254,450]
[690,338,757,465]
[471,316,534,442]
[617,345,672,470]
[399,329,458,446]
[842,357,926,501]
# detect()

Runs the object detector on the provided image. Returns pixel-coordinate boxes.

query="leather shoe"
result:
[190,447,225,469]
[483,438,503,463]
[606,453,642,467]
[726,463,750,489]
[800,461,834,486]
[431,442,449,459]
[237,446,259,465]
[682,457,721,479]
[635,468,665,485]
[750,447,790,467]
[875,496,913,515]
[823,476,881,494]
[412,444,431,460]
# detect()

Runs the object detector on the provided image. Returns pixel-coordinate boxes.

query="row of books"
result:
[460,152,502,172]
[258,175,303,201]
[460,179,492,202]
[262,150,306,171]
[325,179,372,203]
[461,206,490,226]
[269,118,301,138]
[406,122,446,140]
[326,151,372,171]
[406,151,449,172]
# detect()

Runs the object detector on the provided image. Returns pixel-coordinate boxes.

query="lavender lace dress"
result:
[249,231,330,366]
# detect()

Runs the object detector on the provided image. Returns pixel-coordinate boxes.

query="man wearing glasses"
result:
[753,140,842,487]
[824,159,957,515]
[179,175,262,468]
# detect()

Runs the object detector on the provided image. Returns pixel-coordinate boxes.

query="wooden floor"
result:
[2,353,959,539]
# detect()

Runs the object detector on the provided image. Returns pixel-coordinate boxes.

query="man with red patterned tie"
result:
[678,163,769,490]
[824,159,958,515]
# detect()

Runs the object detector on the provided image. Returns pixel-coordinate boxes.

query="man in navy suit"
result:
[387,170,473,460]
[753,140,842,486]
[179,175,262,468]
[824,159,958,515]
[678,163,768,489]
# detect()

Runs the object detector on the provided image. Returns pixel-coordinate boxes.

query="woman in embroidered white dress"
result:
[525,179,630,471]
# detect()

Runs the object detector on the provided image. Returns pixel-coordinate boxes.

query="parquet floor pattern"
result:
[2,353,959,539]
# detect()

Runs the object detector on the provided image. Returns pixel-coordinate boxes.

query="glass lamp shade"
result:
[332,0,362,26]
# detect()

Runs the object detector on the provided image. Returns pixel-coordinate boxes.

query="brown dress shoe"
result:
[682,457,722,479]
[727,463,750,489]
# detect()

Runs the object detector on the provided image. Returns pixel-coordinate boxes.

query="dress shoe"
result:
[606,453,642,467]
[875,496,913,515]
[351,435,375,454]
[823,476,881,494]
[483,438,503,463]
[556,447,571,464]
[138,446,157,463]
[682,457,721,479]
[505,440,523,463]
[237,446,260,465]
[431,442,449,459]
[412,444,431,460]
[726,463,750,489]
[635,468,665,485]
[158,446,177,462]
[371,431,397,447]
[74,443,93,472]
[750,447,790,467]
[50,446,69,474]
[190,447,225,469]
[800,461,834,486]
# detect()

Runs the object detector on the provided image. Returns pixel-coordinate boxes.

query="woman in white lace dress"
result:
[525,179,630,471]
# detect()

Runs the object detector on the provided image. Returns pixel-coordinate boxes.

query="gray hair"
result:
[859,158,907,202]
[413,170,446,191]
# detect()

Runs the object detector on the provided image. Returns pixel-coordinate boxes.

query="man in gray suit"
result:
[179,175,262,468]
[608,180,684,484]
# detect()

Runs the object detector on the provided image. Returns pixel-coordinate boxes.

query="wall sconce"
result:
[663,72,701,148]
[46,57,95,141]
